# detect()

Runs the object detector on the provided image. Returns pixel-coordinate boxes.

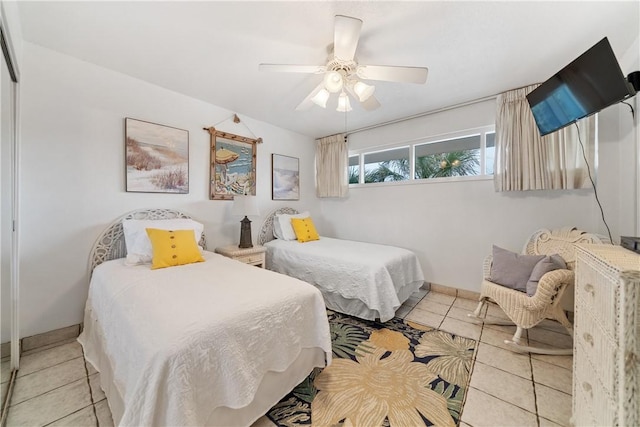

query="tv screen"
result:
[527,37,634,136]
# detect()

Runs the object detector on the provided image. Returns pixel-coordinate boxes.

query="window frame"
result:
[348,125,496,187]
[361,145,411,184]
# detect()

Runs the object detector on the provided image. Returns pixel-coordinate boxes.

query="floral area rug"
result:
[266,310,476,427]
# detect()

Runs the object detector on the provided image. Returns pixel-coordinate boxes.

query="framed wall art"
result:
[125,118,189,194]
[205,127,260,200]
[272,154,299,201]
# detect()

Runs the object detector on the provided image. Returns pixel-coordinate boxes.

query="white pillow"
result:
[273,211,309,241]
[122,218,204,265]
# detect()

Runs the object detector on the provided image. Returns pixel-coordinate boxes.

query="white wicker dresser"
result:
[572,244,640,426]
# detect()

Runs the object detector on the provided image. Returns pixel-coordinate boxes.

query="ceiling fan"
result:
[259,15,429,112]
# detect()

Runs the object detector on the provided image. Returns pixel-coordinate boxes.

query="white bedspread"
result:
[265,237,424,322]
[78,251,331,426]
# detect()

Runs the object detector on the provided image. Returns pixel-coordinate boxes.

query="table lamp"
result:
[230,195,260,248]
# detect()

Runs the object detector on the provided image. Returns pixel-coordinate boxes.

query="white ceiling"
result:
[16,1,639,139]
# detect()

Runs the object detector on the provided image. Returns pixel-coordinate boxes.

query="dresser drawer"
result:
[573,244,640,427]
[575,302,616,396]
[236,253,265,265]
[572,381,595,426]
[576,255,617,339]
[574,343,618,425]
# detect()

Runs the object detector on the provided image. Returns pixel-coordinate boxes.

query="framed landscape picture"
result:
[125,118,189,193]
[272,154,299,200]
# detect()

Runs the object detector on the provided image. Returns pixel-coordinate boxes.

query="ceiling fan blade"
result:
[334,15,362,61]
[259,64,326,74]
[357,65,428,84]
[295,82,325,111]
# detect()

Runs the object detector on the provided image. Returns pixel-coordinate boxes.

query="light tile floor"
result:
[1,290,574,426]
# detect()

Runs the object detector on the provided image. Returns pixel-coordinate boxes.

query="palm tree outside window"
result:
[348,127,495,184]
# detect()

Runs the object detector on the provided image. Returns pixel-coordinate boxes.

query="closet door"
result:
[0,30,15,361]
[1,18,19,409]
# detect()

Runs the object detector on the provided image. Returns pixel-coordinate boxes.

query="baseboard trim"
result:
[0,342,11,359]
[430,283,481,301]
[20,324,81,353]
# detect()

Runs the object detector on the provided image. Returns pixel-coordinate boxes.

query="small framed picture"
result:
[272,154,299,200]
[125,118,189,193]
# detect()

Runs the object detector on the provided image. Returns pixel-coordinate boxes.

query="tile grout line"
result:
[464,320,539,423]
[41,404,95,427]
[80,347,100,427]
[459,315,484,427]
[477,307,540,423]
[437,299,456,329]
[13,354,85,381]
[528,348,541,427]
[0,368,17,426]
[466,384,539,419]
[8,377,89,408]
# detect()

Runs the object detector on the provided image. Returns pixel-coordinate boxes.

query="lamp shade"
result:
[336,92,352,112]
[353,81,375,102]
[231,195,260,217]
[311,88,330,108]
[324,71,344,93]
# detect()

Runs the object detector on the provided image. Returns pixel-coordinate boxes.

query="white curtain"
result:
[315,133,348,198]
[494,84,595,192]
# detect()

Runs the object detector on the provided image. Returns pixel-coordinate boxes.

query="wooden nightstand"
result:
[214,245,266,268]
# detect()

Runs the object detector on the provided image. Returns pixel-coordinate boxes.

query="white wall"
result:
[18,42,318,338]
[619,34,640,235]
[318,96,638,292]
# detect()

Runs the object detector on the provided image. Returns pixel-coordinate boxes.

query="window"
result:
[485,132,495,175]
[363,147,410,183]
[349,126,494,185]
[414,135,481,180]
[348,155,360,184]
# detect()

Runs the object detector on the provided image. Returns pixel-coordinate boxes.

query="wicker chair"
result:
[468,227,606,355]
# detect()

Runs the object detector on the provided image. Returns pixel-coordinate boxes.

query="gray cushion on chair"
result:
[526,254,567,296]
[489,245,545,293]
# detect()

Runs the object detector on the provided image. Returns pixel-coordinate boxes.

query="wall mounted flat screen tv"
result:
[527,37,634,136]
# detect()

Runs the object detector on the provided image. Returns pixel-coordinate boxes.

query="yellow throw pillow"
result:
[290,217,320,243]
[145,228,205,270]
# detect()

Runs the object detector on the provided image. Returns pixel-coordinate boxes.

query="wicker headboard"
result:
[258,207,299,245]
[88,208,207,277]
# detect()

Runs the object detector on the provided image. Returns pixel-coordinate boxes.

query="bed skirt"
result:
[78,306,327,426]
[322,279,424,322]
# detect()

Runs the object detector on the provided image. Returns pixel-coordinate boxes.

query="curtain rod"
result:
[344,83,541,137]
[345,94,497,137]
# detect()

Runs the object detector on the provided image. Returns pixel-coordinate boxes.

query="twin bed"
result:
[79,207,424,426]
[78,209,332,426]
[258,208,425,322]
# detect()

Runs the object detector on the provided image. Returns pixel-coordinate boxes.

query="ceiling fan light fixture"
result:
[336,92,352,112]
[261,15,426,113]
[353,81,375,102]
[311,88,330,108]
[324,70,344,93]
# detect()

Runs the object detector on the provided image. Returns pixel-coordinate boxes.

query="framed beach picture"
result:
[272,154,299,200]
[207,129,259,200]
[125,118,189,194]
